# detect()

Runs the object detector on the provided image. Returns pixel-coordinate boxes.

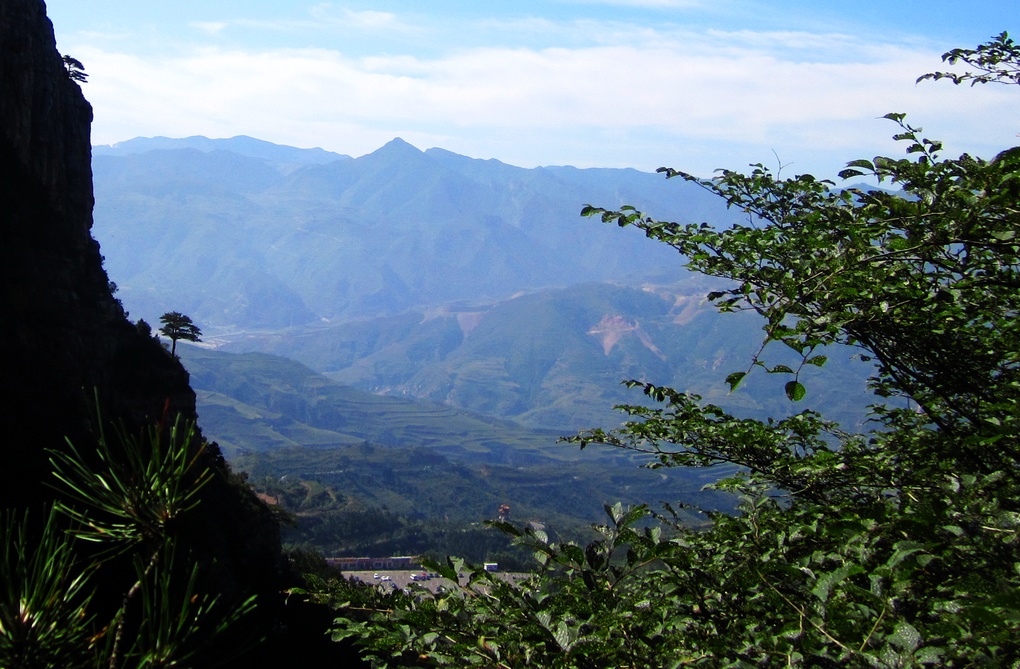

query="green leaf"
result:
[915,646,945,665]
[785,381,806,401]
[553,622,576,651]
[725,372,746,391]
[845,158,876,170]
[889,621,921,652]
[811,564,863,603]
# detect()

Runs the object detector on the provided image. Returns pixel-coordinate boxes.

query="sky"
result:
[45,0,1019,178]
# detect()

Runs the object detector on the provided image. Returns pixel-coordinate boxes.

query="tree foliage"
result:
[918,31,1020,86]
[158,311,202,356]
[324,34,1020,667]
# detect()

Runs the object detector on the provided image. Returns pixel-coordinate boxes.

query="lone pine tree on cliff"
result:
[159,311,201,356]
[61,54,87,83]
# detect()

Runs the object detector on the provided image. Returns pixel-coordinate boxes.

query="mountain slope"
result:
[178,346,734,527]
[179,346,569,465]
[220,281,875,432]
[91,136,741,329]
[93,134,350,168]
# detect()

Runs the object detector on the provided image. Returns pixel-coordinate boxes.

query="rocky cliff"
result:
[0,2,284,662]
[0,0,199,504]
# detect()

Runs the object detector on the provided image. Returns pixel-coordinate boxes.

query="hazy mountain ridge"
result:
[91,136,742,330]
[93,134,351,169]
[92,134,876,530]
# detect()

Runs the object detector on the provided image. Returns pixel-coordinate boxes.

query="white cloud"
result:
[76,25,1017,178]
[308,4,414,32]
[191,22,227,36]
[341,9,403,30]
[227,6,415,39]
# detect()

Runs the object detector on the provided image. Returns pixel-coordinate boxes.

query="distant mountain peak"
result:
[352,138,433,175]
[370,137,424,157]
[387,137,414,146]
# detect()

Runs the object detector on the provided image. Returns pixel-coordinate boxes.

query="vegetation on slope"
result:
[236,443,722,557]
[181,346,730,558]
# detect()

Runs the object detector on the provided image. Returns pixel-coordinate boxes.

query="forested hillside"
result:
[179,346,733,528]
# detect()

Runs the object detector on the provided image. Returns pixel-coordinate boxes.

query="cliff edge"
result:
[0,2,284,663]
[0,0,199,504]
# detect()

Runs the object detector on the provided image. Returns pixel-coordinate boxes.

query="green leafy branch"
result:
[918,32,1020,86]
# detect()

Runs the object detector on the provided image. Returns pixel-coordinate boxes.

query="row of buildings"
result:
[325,555,420,571]
[325,555,500,573]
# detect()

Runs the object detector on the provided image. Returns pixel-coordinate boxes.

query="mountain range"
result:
[91,135,740,329]
[216,280,873,432]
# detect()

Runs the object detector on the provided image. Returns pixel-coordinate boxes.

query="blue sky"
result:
[45,0,1018,177]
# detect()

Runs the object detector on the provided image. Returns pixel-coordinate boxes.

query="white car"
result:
[380,575,392,581]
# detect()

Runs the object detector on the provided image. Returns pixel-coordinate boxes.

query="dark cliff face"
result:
[0,0,196,505]
[0,2,284,656]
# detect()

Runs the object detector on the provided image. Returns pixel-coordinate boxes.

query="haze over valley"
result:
[89,135,876,530]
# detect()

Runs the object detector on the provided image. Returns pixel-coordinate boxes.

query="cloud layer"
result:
[65,12,1016,177]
